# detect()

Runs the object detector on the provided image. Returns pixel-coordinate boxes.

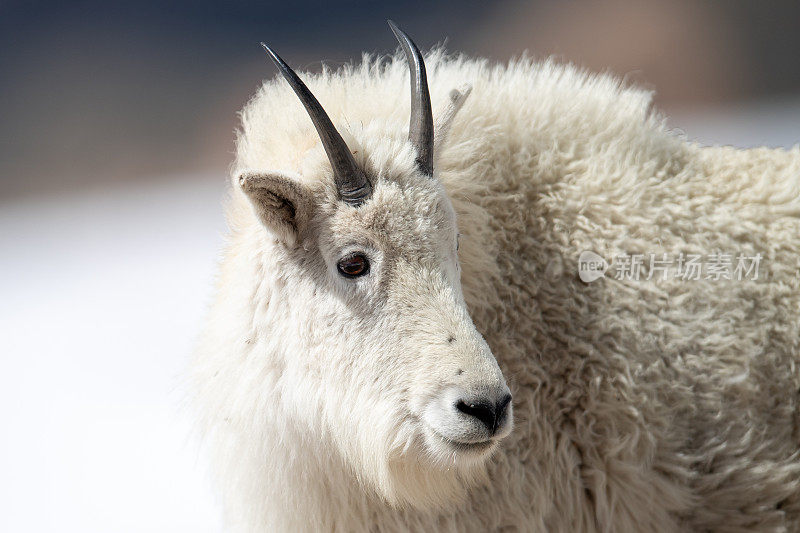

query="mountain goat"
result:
[193,21,800,532]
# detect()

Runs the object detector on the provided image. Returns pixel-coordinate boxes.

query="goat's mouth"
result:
[428,428,497,454]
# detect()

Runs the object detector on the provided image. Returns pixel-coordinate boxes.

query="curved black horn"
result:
[261,44,372,206]
[388,21,434,176]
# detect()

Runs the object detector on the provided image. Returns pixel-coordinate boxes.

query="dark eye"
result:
[456,233,461,251]
[337,253,370,278]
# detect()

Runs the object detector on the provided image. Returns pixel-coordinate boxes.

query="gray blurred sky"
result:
[2,0,800,199]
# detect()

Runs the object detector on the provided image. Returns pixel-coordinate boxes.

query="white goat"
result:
[193,22,800,532]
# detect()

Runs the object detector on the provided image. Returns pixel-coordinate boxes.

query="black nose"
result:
[456,393,512,434]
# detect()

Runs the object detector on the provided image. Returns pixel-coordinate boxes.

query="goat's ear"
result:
[238,171,314,246]
[434,83,472,150]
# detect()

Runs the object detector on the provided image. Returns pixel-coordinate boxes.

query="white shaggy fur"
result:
[193,49,800,531]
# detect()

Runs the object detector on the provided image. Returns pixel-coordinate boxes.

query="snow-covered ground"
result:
[0,177,227,532]
[0,103,798,532]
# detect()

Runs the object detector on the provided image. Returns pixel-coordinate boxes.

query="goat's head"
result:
[236,22,512,508]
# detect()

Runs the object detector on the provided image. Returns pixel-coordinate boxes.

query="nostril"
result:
[456,400,495,432]
[456,393,512,435]
[496,393,512,426]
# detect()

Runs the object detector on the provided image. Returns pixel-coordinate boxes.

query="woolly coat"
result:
[194,51,800,531]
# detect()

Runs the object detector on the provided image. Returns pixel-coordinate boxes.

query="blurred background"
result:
[1,1,799,531]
